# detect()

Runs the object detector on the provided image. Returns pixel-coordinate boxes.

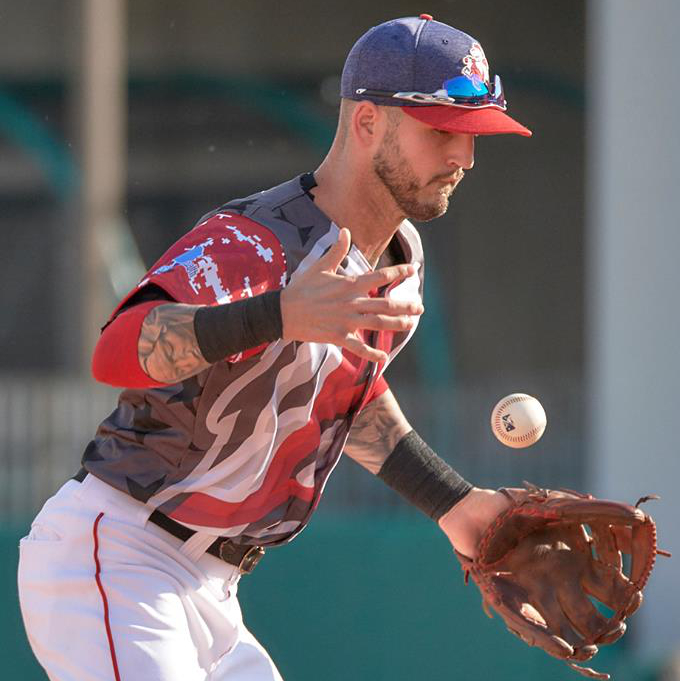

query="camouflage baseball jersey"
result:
[82,174,425,546]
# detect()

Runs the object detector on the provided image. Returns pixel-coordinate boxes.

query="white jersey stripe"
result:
[149,342,344,506]
[194,343,342,503]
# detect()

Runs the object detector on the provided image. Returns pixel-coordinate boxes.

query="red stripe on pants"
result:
[93,513,122,681]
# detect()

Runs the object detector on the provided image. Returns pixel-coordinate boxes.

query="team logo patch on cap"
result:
[461,42,490,85]
[441,42,491,99]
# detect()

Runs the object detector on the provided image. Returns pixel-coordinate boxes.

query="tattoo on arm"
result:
[138,303,212,383]
[344,389,412,474]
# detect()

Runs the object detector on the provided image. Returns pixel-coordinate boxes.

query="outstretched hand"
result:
[280,228,423,362]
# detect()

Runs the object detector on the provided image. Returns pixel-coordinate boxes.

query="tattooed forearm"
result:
[138,303,212,383]
[344,389,412,474]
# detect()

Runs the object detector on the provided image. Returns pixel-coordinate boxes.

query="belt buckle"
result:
[218,541,265,574]
[237,545,265,574]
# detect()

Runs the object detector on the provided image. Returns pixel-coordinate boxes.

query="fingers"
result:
[316,228,352,273]
[351,264,416,292]
[282,229,422,352]
[341,334,388,363]
[330,311,418,361]
[351,313,418,333]
[353,296,424,317]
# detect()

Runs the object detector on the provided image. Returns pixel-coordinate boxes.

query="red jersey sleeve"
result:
[110,212,288,363]
[92,301,169,388]
[92,213,289,388]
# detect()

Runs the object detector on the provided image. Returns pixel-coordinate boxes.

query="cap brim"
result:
[402,105,532,137]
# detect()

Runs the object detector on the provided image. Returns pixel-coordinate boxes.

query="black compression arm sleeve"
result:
[193,290,283,363]
[377,430,473,520]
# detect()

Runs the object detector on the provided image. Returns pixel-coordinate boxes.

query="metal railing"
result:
[0,375,118,521]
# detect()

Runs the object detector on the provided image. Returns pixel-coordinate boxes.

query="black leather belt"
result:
[73,468,264,574]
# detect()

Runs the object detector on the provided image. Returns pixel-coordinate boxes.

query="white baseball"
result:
[490,393,547,448]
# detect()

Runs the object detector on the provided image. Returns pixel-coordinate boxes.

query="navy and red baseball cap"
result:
[341,14,532,137]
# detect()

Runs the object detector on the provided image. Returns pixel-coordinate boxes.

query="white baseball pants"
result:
[17,474,284,681]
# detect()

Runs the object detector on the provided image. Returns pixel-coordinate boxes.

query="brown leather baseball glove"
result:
[455,482,670,680]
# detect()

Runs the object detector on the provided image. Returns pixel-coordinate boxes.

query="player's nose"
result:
[446,134,475,170]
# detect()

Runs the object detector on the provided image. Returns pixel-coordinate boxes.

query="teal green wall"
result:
[1,518,657,680]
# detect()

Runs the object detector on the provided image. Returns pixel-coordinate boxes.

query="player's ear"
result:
[351,101,381,148]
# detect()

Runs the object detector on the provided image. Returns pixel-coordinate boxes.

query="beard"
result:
[372,127,464,222]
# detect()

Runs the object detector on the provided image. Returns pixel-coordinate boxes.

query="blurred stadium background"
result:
[0,1,677,679]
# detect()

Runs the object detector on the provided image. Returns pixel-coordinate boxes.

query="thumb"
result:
[318,227,351,273]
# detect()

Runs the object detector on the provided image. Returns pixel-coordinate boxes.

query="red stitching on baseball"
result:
[493,396,544,443]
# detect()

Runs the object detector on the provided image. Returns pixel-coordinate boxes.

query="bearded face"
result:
[372,121,465,222]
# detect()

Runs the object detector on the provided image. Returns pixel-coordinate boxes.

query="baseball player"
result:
[18,15,533,681]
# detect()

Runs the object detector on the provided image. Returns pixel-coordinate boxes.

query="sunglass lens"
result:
[443,75,490,99]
